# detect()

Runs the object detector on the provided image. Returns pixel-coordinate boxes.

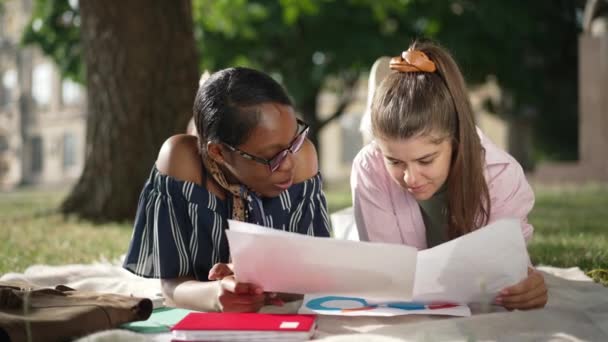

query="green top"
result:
[417,184,448,248]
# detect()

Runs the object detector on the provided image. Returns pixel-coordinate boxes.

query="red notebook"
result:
[171,312,317,341]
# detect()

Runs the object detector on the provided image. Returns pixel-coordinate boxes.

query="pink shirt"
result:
[351,131,534,249]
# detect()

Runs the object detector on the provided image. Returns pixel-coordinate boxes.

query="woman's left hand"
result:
[208,263,291,307]
[208,263,234,280]
[496,267,548,310]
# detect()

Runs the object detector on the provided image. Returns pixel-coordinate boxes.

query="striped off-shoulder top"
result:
[123,166,332,280]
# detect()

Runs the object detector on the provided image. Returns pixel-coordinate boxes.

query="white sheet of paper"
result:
[226,220,418,301]
[227,218,528,316]
[299,294,471,317]
[412,218,529,303]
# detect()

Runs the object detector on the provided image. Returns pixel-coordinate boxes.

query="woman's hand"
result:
[209,263,262,312]
[208,263,234,280]
[217,275,266,312]
[496,267,548,310]
[208,262,289,310]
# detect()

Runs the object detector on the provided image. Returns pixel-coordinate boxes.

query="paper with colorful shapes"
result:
[299,295,471,317]
[227,218,528,316]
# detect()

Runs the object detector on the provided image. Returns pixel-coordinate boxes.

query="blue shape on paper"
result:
[305,296,371,311]
[386,302,426,310]
[305,296,436,312]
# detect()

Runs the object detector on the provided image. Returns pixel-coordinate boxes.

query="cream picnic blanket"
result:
[1,263,607,341]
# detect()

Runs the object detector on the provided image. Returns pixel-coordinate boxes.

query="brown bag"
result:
[0,281,152,342]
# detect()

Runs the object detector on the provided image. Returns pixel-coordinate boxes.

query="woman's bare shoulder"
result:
[293,138,319,183]
[156,134,203,185]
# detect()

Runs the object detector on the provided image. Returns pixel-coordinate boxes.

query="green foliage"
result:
[192,0,584,159]
[192,0,428,123]
[426,1,584,161]
[22,0,83,83]
[21,0,584,160]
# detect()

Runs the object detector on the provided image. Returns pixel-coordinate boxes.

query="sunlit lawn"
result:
[527,184,608,285]
[0,189,132,273]
[1,183,606,285]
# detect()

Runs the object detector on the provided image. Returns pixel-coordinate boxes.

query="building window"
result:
[1,69,17,108]
[32,62,53,107]
[31,136,43,173]
[62,79,84,106]
[63,133,76,168]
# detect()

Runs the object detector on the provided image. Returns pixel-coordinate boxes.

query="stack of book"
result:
[171,312,317,341]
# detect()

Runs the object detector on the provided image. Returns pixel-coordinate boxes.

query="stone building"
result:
[0,0,86,190]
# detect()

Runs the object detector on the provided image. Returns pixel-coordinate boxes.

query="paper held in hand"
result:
[226,218,529,316]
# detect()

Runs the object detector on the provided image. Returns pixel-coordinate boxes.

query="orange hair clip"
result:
[389,49,436,73]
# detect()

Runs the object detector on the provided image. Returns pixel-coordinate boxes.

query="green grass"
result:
[528,184,608,285]
[1,184,606,286]
[324,182,353,213]
[0,189,132,274]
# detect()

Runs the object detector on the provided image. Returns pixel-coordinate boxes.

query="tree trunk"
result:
[61,0,199,221]
[299,96,320,148]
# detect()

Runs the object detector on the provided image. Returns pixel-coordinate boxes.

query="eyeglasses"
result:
[222,119,310,173]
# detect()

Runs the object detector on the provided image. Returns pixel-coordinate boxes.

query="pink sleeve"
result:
[487,161,535,243]
[351,148,398,242]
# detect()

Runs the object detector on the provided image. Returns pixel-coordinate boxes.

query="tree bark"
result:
[299,95,320,147]
[62,0,199,221]
[299,78,358,151]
